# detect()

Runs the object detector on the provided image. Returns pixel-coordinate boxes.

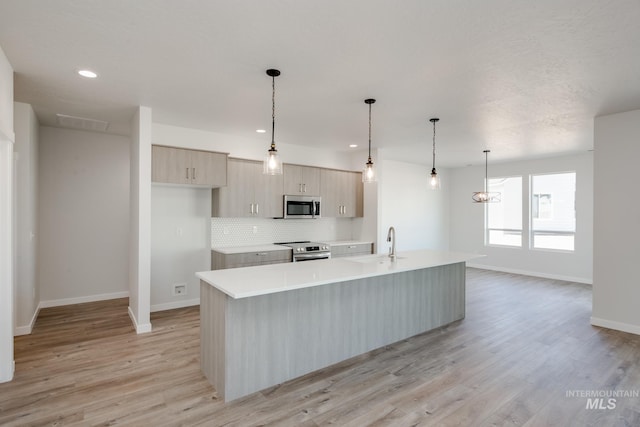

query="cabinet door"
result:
[213,159,282,218]
[283,164,304,194]
[338,171,364,218]
[284,164,321,195]
[320,169,342,217]
[320,169,363,218]
[301,166,321,195]
[152,146,191,184]
[256,170,284,218]
[330,243,372,258]
[213,158,256,217]
[191,151,227,186]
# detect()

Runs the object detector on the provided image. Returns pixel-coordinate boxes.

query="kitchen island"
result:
[197,249,480,402]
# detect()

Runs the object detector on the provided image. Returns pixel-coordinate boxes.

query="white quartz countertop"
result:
[321,240,373,246]
[211,244,291,255]
[197,249,483,299]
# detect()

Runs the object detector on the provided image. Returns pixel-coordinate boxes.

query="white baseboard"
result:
[151,298,200,313]
[466,263,592,285]
[0,360,14,383]
[128,306,152,334]
[591,317,640,336]
[14,303,41,336]
[39,291,130,308]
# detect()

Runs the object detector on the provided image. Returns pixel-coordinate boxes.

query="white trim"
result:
[128,306,152,334]
[151,298,200,313]
[14,302,41,336]
[0,128,15,144]
[39,291,129,308]
[591,317,640,336]
[466,263,592,285]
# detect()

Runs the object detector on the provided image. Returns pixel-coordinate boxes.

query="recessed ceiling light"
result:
[78,69,98,78]
[256,129,266,133]
[349,144,358,148]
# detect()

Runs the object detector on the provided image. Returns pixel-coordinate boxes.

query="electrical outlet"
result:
[172,283,187,296]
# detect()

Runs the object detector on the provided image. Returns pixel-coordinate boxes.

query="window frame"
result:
[529,171,577,253]
[484,175,524,248]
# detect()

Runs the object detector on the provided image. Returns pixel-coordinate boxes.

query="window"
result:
[486,176,522,247]
[530,172,576,251]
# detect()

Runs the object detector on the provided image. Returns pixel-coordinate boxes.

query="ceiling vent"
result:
[56,113,109,132]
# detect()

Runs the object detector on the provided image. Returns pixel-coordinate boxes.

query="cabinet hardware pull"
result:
[348,245,356,249]
[255,204,259,214]
[304,183,307,192]
[192,167,196,180]
[250,204,254,214]
[186,168,190,179]
[256,253,267,256]
[299,183,302,193]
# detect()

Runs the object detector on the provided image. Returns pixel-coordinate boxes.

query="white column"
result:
[128,106,152,333]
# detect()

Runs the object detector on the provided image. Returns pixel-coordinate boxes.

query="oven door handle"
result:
[294,253,330,261]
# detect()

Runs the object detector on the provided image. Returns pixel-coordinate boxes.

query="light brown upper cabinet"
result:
[283,164,321,195]
[212,158,284,218]
[152,145,227,187]
[320,169,363,218]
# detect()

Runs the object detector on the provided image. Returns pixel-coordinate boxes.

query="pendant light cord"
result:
[271,74,276,149]
[368,102,372,161]
[484,150,489,193]
[432,120,436,171]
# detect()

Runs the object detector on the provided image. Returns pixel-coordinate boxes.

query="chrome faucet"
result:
[386,226,396,260]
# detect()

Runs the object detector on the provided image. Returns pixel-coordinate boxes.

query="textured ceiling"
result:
[1,0,639,167]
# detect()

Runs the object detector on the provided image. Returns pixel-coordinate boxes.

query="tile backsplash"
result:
[211,217,354,247]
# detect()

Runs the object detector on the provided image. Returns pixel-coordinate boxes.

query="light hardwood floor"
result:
[1,268,639,426]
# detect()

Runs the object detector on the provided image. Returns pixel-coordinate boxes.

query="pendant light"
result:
[362,98,376,183]
[263,69,283,175]
[472,150,501,203]
[429,117,441,190]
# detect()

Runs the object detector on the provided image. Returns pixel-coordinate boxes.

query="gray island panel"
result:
[200,261,465,402]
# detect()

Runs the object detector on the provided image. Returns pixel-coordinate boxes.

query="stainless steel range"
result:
[276,241,331,262]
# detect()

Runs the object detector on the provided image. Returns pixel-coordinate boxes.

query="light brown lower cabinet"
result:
[211,249,292,270]
[330,242,373,258]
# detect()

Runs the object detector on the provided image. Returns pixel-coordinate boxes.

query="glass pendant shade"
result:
[429,169,441,190]
[472,150,501,203]
[363,158,375,183]
[363,98,377,183]
[264,145,282,175]
[263,68,283,175]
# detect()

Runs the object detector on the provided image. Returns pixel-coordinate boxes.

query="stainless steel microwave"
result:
[283,195,321,219]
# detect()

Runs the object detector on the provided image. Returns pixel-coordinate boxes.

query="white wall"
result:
[449,152,593,283]
[13,103,39,335]
[592,109,640,335]
[152,123,357,171]
[0,46,12,139]
[151,186,210,311]
[128,106,152,333]
[376,157,450,255]
[37,126,130,304]
[0,44,14,383]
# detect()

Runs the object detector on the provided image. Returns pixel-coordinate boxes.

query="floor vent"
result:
[56,114,109,132]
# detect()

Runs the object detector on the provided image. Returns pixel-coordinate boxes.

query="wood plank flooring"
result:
[1,268,639,426]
